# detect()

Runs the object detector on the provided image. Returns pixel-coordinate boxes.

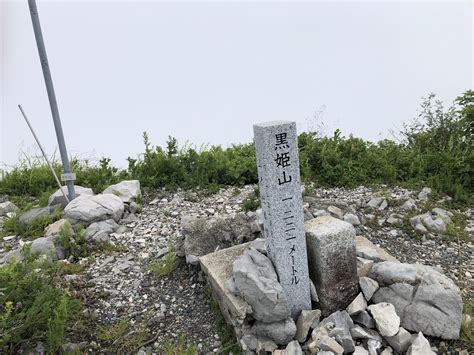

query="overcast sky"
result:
[1,1,472,169]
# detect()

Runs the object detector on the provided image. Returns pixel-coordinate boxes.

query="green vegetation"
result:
[1,208,62,239]
[241,187,261,212]
[460,301,474,348]
[98,318,149,353]
[149,251,178,278]
[0,253,80,353]
[163,334,198,355]
[1,91,471,205]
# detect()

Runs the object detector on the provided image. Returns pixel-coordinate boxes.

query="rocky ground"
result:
[0,183,472,354]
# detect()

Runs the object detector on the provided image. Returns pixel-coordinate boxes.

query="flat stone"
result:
[305,216,359,316]
[48,185,93,208]
[367,303,400,337]
[359,277,379,301]
[356,257,375,277]
[254,121,311,318]
[407,332,435,355]
[401,198,416,210]
[346,292,367,315]
[200,243,253,324]
[355,236,399,263]
[103,180,141,203]
[295,309,321,343]
[85,219,119,243]
[308,331,344,355]
[385,327,413,353]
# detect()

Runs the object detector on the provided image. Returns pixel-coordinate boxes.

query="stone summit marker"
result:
[253,120,311,318]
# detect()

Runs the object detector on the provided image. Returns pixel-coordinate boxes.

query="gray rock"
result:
[367,339,382,355]
[85,219,119,243]
[183,213,254,262]
[314,209,330,217]
[0,248,23,264]
[432,208,453,223]
[295,309,321,343]
[407,332,435,355]
[357,257,374,277]
[414,223,428,235]
[380,347,393,355]
[281,340,303,355]
[0,201,19,216]
[359,277,379,301]
[232,248,290,322]
[421,214,446,233]
[352,310,376,329]
[327,206,344,219]
[401,198,416,210]
[367,303,400,337]
[251,318,296,345]
[308,329,344,355]
[344,213,360,226]
[367,197,387,210]
[310,279,319,302]
[385,327,412,353]
[355,236,399,263]
[318,310,355,353]
[44,219,71,238]
[353,346,369,355]
[346,293,367,316]
[31,236,65,261]
[18,206,57,226]
[370,262,463,339]
[103,180,141,203]
[304,208,314,222]
[48,185,93,208]
[64,194,124,225]
[418,187,431,201]
[350,324,382,342]
[305,217,359,316]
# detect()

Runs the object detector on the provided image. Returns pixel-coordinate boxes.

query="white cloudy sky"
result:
[1,0,472,169]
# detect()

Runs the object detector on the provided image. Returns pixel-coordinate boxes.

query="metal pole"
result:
[28,0,76,201]
[18,105,69,204]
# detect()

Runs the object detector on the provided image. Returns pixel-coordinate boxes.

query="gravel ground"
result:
[1,184,472,353]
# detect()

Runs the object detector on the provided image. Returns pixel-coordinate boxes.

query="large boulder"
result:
[231,248,290,322]
[103,180,141,203]
[370,262,463,339]
[0,201,19,216]
[182,213,255,264]
[48,185,93,208]
[64,194,124,225]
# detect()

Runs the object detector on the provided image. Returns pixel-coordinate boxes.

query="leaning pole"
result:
[28,0,76,201]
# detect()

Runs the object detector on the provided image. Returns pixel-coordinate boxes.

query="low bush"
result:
[149,251,177,278]
[0,253,80,353]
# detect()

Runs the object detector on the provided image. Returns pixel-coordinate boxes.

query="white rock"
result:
[418,187,432,201]
[385,327,413,353]
[327,205,344,219]
[401,198,416,210]
[295,309,321,343]
[346,292,367,315]
[407,332,435,355]
[0,201,19,216]
[367,303,400,337]
[353,346,369,355]
[103,180,141,203]
[48,185,93,208]
[65,194,124,225]
[344,213,360,226]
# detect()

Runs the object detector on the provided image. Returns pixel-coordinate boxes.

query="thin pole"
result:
[18,105,69,204]
[28,0,76,201]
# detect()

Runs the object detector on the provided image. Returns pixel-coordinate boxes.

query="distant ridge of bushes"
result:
[1,91,472,204]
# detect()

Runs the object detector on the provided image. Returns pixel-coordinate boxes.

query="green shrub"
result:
[0,254,80,353]
[1,208,62,239]
[241,187,261,212]
[149,251,177,278]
